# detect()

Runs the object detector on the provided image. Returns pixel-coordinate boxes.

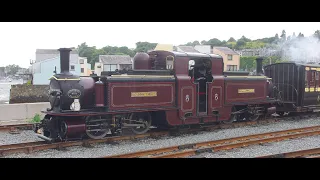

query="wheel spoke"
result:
[85,116,109,139]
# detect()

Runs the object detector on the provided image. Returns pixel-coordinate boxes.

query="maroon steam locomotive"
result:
[35,48,278,142]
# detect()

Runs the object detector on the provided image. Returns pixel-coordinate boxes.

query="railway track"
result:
[0,118,280,157]
[0,123,33,132]
[0,114,315,157]
[0,131,168,157]
[102,125,320,158]
[257,148,320,158]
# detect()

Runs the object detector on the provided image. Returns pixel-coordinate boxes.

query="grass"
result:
[28,113,42,123]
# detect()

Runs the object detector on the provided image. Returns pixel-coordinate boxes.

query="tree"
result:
[183,40,200,46]
[280,30,286,40]
[77,42,97,66]
[205,38,222,47]
[292,32,296,39]
[192,41,200,46]
[5,64,20,76]
[314,30,320,39]
[275,33,279,40]
[287,35,291,41]
[135,42,157,53]
[239,35,251,42]
[298,32,304,38]
[236,39,246,49]
[227,37,236,42]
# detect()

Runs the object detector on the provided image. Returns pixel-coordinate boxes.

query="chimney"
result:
[256,57,263,75]
[58,48,72,74]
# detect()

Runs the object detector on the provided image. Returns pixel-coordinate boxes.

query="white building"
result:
[94,55,132,76]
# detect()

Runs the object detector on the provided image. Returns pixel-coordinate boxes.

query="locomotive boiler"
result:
[34,48,277,142]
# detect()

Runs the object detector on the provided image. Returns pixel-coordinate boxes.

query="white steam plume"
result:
[278,35,320,64]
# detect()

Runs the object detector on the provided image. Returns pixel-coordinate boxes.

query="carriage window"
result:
[166,56,174,70]
[316,71,320,91]
[311,71,316,92]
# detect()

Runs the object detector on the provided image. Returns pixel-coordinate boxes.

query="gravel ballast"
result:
[195,136,320,158]
[2,117,320,158]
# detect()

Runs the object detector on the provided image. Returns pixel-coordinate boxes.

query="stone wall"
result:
[10,84,49,104]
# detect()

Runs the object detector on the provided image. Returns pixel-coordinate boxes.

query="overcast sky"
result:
[0,22,320,68]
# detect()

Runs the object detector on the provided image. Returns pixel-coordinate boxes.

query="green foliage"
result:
[314,30,320,40]
[4,64,21,76]
[184,41,200,46]
[26,80,32,85]
[77,41,158,68]
[240,56,287,71]
[75,29,320,69]
[135,42,157,53]
[28,113,41,123]
[227,37,236,42]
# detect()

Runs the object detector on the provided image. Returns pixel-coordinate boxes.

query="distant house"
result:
[154,44,173,51]
[194,45,212,54]
[213,47,240,71]
[176,46,199,53]
[94,55,132,76]
[78,57,92,76]
[35,49,79,63]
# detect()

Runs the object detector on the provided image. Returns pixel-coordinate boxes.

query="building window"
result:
[227,65,237,71]
[97,65,101,68]
[79,59,84,64]
[70,65,75,71]
[227,55,233,60]
[119,64,132,70]
[81,68,84,73]
[103,64,117,72]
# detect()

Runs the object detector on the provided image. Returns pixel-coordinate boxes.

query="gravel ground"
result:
[0,130,43,145]
[2,117,320,158]
[194,136,320,158]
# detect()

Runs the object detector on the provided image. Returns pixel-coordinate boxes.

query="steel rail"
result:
[103,125,320,158]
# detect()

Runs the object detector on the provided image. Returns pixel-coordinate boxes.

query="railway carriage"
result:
[34,48,277,142]
[264,62,320,114]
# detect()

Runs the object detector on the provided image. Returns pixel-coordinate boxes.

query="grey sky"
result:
[0,22,319,68]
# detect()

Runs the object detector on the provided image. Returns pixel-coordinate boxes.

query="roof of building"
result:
[154,44,173,51]
[99,55,132,64]
[176,46,200,53]
[149,50,222,59]
[194,45,211,48]
[36,49,78,54]
[213,47,239,55]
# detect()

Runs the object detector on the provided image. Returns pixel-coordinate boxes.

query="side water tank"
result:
[95,78,104,107]
[133,52,151,70]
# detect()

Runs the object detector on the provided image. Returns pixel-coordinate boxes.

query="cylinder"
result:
[256,57,263,75]
[95,79,105,107]
[61,119,86,138]
[58,48,72,74]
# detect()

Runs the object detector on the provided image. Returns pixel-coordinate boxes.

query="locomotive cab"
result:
[188,57,213,114]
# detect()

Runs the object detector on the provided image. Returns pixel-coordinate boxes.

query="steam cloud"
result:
[278,36,320,63]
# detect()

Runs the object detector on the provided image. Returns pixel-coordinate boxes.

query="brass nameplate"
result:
[238,89,255,93]
[131,91,157,97]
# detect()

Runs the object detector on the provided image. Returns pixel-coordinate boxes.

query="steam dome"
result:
[133,52,151,70]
